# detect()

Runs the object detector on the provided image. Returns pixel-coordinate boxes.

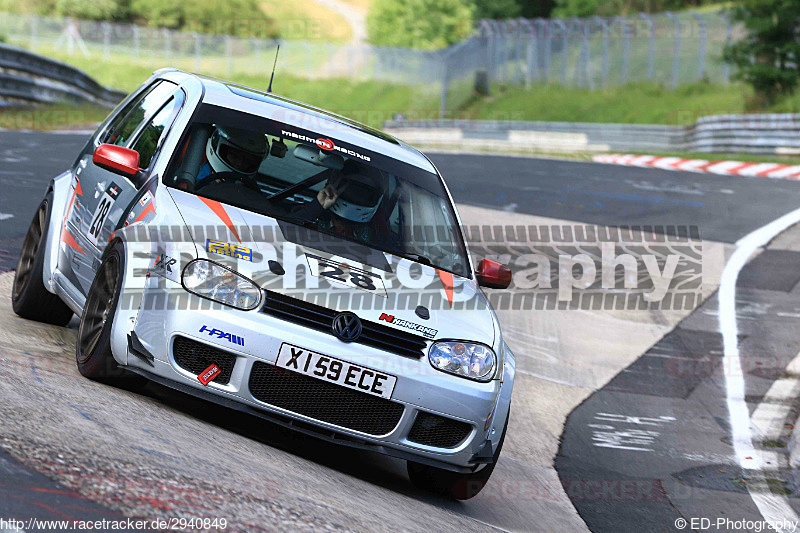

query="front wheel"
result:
[76,241,142,387]
[407,409,509,500]
[12,193,74,325]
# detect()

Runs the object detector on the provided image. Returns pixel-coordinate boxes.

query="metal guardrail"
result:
[0,42,126,107]
[383,116,800,156]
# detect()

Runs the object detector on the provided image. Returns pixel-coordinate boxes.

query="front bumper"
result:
[124,278,505,471]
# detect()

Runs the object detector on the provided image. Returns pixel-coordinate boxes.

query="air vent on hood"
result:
[260,290,428,359]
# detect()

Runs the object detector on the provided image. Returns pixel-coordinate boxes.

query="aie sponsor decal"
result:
[206,239,253,262]
[379,313,437,339]
[199,325,245,346]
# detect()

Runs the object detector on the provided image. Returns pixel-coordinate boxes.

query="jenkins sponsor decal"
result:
[379,313,437,339]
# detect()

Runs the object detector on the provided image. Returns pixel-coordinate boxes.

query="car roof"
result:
[158,69,437,174]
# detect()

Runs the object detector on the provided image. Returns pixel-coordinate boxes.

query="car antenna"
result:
[267,44,280,93]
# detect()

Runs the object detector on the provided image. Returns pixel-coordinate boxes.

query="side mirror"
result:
[476,258,512,289]
[93,144,142,182]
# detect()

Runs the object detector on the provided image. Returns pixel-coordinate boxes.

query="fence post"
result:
[29,15,38,51]
[540,19,552,81]
[305,41,312,77]
[594,17,609,87]
[164,28,171,62]
[619,18,630,85]
[439,47,450,118]
[194,34,201,72]
[522,19,537,87]
[691,12,706,81]
[514,19,524,84]
[482,21,493,89]
[226,36,233,75]
[133,24,140,59]
[639,13,655,79]
[666,11,680,88]
[722,13,732,85]
[103,22,110,59]
[580,19,591,89]
[553,19,569,86]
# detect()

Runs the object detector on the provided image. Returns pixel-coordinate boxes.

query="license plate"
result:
[276,343,396,399]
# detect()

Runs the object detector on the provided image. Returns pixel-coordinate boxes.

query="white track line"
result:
[719,207,800,531]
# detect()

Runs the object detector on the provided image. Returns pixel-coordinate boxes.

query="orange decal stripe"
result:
[199,197,241,243]
[61,228,84,255]
[132,202,155,224]
[63,178,81,224]
[436,269,455,309]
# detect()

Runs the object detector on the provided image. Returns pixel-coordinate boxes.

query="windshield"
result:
[164,105,471,277]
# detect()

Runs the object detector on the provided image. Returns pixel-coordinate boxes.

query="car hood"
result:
[167,189,498,347]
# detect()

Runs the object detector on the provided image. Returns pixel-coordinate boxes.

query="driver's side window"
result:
[103,81,177,147]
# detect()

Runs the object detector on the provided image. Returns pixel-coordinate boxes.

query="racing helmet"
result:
[206,127,267,176]
[330,163,387,223]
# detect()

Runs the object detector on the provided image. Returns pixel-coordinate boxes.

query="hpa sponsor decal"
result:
[280,129,371,162]
[199,325,245,347]
[379,313,437,339]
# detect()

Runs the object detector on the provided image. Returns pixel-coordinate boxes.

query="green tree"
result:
[54,0,122,19]
[723,0,800,105]
[128,0,278,37]
[367,0,474,49]
[471,0,520,19]
[552,0,717,18]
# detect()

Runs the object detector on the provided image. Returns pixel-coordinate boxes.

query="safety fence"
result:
[0,10,740,112]
[382,115,800,156]
[0,42,125,107]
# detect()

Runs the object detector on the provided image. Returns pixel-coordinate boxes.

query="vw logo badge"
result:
[332,312,362,342]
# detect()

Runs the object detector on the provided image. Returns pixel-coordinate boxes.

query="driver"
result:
[196,127,268,187]
[296,160,387,242]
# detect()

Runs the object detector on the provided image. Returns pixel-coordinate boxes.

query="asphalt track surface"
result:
[3,131,800,531]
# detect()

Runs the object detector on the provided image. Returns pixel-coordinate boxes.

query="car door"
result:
[65,80,181,295]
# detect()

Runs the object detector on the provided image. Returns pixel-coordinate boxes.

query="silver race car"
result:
[12,69,515,499]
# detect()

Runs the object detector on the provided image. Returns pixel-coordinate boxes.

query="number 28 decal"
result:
[88,182,121,246]
[305,254,387,298]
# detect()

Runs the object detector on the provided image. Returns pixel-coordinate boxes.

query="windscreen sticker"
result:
[206,239,253,262]
[280,129,371,162]
[379,313,437,339]
[87,182,121,246]
[306,253,387,297]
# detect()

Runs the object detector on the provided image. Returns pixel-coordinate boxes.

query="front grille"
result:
[407,411,472,448]
[261,290,428,359]
[173,336,237,385]
[248,361,404,436]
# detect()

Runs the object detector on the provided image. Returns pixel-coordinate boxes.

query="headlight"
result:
[428,341,497,382]
[182,260,261,310]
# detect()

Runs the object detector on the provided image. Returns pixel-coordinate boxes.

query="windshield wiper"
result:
[396,252,432,266]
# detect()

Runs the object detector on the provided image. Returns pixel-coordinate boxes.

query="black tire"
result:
[407,409,509,500]
[12,193,74,326]
[76,241,143,387]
